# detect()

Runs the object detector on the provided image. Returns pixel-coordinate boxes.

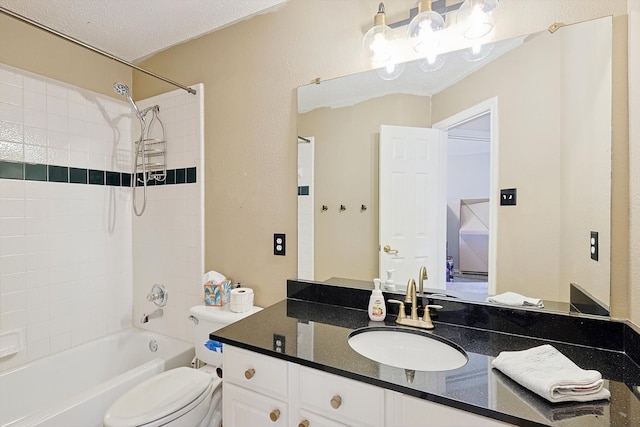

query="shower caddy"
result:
[135,105,167,184]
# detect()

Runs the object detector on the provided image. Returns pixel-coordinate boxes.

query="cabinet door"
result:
[388,392,513,427]
[223,382,288,427]
[296,409,350,427]
[299,366,385,427]
[223,345,288,399]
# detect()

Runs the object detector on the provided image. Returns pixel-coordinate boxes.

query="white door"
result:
[379,125,447,290]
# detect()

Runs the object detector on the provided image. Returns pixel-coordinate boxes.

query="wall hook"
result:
[361,204,367,212]
[340,204,347,212]
[322,205,328,212]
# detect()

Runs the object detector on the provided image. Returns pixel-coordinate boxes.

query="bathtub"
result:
[0,328,194,427]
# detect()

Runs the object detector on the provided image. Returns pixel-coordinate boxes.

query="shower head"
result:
[113,82,130,96]
[113,82,141,117]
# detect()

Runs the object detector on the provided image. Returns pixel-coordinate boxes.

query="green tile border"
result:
[0,160,197,187]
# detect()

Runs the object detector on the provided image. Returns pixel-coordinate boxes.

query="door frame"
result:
[432,97,498,295]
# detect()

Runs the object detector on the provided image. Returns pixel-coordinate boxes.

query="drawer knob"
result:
[244,368,255,379]
[299,420,310,427]
[270,409,281,422]
[330,395,342,409]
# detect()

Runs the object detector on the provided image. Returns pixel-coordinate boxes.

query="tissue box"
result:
[204,280,232,306]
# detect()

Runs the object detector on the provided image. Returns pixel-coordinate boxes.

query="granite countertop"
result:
[211,298,640,427]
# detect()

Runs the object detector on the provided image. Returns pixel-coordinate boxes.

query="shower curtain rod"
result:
[0,7,196,95]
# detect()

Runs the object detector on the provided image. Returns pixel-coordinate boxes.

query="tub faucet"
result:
[140,308,163,324]
[418,266,428,296]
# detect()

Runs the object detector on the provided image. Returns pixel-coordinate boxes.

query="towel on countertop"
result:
[486,291,544,308]
[493,369,608,423]
[491,344,610,403]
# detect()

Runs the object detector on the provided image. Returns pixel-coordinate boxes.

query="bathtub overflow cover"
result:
[149,340,158,353]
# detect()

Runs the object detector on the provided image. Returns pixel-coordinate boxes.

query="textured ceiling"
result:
[0,0,288,62]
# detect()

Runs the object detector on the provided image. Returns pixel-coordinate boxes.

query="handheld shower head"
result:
[113,82,141,117]
[113,82,130,96]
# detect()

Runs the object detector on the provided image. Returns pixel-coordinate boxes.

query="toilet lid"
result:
[104,367,215,427]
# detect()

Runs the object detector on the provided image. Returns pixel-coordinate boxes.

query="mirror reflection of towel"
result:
[486,291,544,308]
[493,370,608,424]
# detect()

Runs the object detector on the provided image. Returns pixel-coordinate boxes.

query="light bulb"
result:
[408,9,445,54]
[419,53,445,72]
[363,3,396,65]
[461,41,494,62]
[377,61,406,80]
[457,0,499,39]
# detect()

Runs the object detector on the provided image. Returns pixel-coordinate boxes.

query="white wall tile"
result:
[24,126,46,146]
[0,69,23,87]
[23,76,45,93]
[0,101,23,124]
[24,144,47,164]
[24,90,46,111]
[0,64,133,371]
[0,83,23,105]
[1,289,26,311]
[0,122,23,144]
[0,272,25,294]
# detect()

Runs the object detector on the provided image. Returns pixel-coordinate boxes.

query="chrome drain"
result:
[149,340,158,352]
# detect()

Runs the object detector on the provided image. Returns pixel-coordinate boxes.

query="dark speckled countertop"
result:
[211,281,640,427]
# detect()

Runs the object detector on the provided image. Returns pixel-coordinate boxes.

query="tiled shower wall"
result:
[0,64,133,371]
[132,85,205,343]
[297,137,314,280]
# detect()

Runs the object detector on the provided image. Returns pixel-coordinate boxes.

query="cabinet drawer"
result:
[223,345,288,399]
[224,382,288,427]
[299,366,384,427]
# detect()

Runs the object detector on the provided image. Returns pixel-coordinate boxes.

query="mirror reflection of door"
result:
[445,114,491,296]
[379,125,447,291]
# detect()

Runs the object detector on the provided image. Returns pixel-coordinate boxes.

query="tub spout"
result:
[140,308,163,324]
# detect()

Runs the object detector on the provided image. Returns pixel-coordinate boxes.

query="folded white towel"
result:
[491,344,611,403]
[486,291,544,308]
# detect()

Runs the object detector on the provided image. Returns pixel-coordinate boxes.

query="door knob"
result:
[383,245,398,254]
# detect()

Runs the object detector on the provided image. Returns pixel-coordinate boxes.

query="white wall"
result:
[628,0,640,323]
[132,85,205,343]
[0,64,133,371]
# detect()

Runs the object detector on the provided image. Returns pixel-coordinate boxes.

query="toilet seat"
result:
[104,367,221,427]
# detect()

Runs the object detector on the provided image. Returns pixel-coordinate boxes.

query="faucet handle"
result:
[422,304,443,328]
[387,299,406,319]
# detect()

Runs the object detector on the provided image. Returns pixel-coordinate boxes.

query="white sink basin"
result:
[347,327,468,371]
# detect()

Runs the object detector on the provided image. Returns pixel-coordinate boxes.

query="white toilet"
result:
[103,304,262,427]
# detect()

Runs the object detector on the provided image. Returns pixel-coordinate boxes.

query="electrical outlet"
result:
[500,188,517,206]
[274,233,286,256]
[273,334,286,353]
[590,231,599,261]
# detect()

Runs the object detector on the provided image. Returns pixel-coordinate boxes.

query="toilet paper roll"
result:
[229,288,254,313]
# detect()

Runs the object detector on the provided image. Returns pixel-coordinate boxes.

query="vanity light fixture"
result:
[457,0,500,39]
[362,3,396,65]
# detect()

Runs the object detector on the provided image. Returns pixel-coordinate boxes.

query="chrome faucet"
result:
[418,266,428,296]
[388,278,442,330]
[140,308,163,324]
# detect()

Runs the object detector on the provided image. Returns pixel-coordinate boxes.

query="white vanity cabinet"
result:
[385,391,513,427]
[222,345,514,427]
[297,366,385,427]
[222,346,288,426]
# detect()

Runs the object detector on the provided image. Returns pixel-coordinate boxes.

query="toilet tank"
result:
[189,304,262,366]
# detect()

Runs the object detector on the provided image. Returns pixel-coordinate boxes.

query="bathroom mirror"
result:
[297,16,613,315]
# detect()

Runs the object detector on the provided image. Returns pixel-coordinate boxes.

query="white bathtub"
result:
[0,328,194,427]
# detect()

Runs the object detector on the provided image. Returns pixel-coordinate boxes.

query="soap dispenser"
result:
[384,270,396,291]
[368,278,386,321]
